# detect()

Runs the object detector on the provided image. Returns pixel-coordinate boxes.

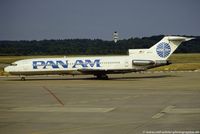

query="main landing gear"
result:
[20,76,26,81]
[95,74,109,80]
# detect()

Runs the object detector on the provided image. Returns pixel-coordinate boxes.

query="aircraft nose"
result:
[4,66,11,73]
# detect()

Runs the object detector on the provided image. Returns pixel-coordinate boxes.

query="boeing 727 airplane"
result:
[4,36,193,80]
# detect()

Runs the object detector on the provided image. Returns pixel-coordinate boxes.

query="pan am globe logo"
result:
[156,42,171,58]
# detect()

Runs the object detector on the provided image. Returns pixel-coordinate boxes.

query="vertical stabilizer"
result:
[149,36,193,60]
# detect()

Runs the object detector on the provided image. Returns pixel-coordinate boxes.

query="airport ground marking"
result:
[152,105,200,119]
[5,107,115,112]
[152,113,165,119]
[152,105,175,119]
[164,108,200,114]
[42,86,64,106]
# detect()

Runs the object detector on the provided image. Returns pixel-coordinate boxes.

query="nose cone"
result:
[4,66,11,73]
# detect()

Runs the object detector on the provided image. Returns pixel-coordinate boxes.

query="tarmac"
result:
[0,72,200,134]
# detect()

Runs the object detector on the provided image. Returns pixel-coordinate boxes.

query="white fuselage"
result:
[5,55,151,75]
[4,36,192,78]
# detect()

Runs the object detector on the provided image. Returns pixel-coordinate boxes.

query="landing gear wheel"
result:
[21,77,26,81]
[96,74,109,80]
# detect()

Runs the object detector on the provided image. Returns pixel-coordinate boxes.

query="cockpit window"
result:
[11,63,17,66]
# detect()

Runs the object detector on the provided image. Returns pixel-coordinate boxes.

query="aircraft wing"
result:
[77,69,107,75]
[77,68,133,75]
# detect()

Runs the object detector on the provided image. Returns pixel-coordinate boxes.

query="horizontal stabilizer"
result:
[168,36,194,41]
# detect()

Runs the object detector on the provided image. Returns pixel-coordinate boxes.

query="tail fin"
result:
[149,36,194,60]
[129,36,194,60]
